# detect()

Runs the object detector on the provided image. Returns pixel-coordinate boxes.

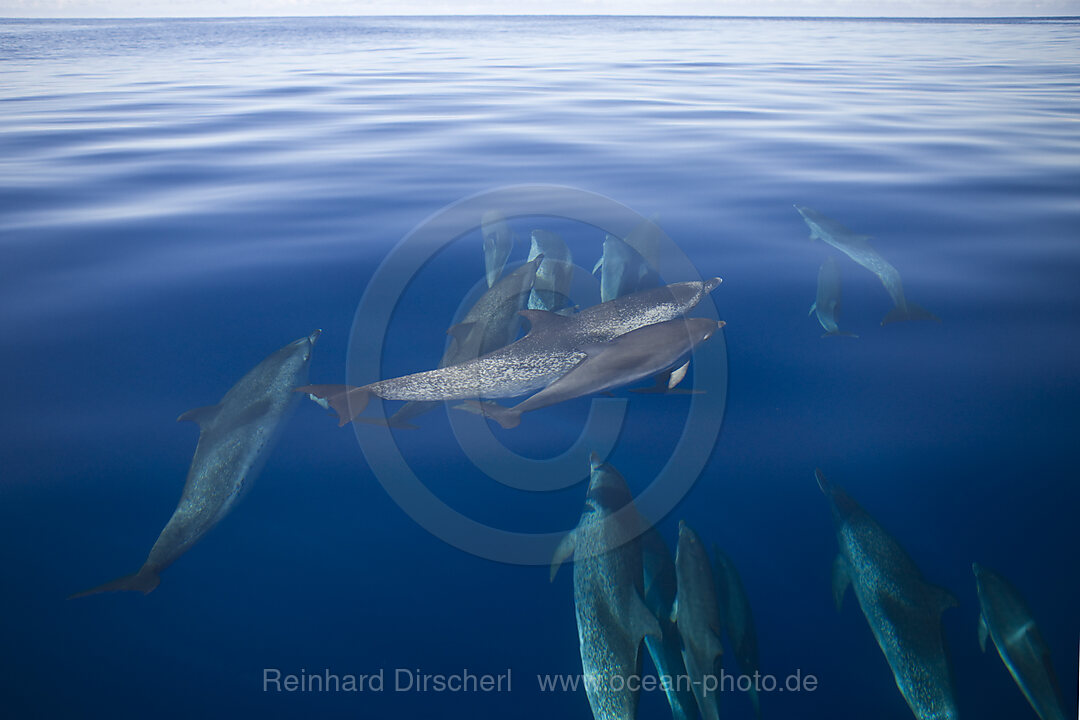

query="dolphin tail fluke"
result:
[881,302,940,325]
[821,330,859,339]
[296,384,370,426]
[454,400,521,430]
[69,568,160,599]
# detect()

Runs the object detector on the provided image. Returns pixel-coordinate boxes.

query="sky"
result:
[1,0,1078,18]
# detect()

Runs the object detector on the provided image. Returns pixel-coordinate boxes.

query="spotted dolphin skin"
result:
[301,278,721,426]
[711,545,762,720]
[551,456,661,720]
[458,317,722,429]
[672,521,724,720]
[357,257,540,429]
[795,204,939,325]
[816,469,959,720]
[973,563,1067,720]
[71,330,321,597]
[810,255,857,338]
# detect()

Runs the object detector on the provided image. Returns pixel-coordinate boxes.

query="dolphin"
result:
[457,317,722,429]
[641,527,700,720]
[482,209,514,287]
[551,455,661,720]
[71,330,321,597]
[672,521,724,720]
[816,468,959,720]
[794,204,939,325]
[527,229,574,312]
[357,257,540,429]
[301,278,721,426]
[810,255,858,338]
[594,234,661,303]
[711,544,762,719]
[973,563,1067,720]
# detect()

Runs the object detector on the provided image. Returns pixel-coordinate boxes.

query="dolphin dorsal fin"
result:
[177,404,221,426]
[550,532,576,582]
[930,584,958,615]
[520,309,571,336]
[667,360,690,389]
[629,588,662,644]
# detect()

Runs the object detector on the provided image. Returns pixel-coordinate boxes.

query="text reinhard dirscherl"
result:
[262,668,818,695]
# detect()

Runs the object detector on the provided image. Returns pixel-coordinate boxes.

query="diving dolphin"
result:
[551,456,661,720]
[672,521,724,720]
[594,234,661,303]
[795,205,939,325]
[357,257,540,429]
[973,563,1067,720]
[71,330,321,597]
[816,469,959,720]
[301,278,721,426]
[527,229,574,312]
[457,317,722,429]
[641,527,700,720]
[482,209,514,287]
[711,545,762,720]
[810,255,857,338]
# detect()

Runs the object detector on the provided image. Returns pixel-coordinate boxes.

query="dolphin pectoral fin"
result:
[177,404,221,426]
[295,384,370,427]
[669,596,678,624]
[881,301,941,325]
[630,589,663,643]
[808,302,817,317]
[831,555,851,613]
[592,257,603,275]
[69,567,160,599]
[977,614,989,652]
[550,532,575,582]
[454,400,522,430]
[519,309,571,335]
[667,360,690,389]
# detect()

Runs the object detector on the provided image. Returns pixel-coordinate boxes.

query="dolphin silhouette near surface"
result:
[71,330,321,597]
[795,204,939,326]
[301,278,721,427]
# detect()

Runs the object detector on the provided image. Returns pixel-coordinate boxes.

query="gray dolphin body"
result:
[358,258,540,429]
[301,278,721,426]
[672,521,724,720]
[795,204,939,325]
[72,331,321,597]
[711,545,762,719]
[641,527,700,720]
[458,317,721,429]
[816,469,959,720]
[973,563,1066,720]
[551,457,661,720]
[528,229,574,312]
[594,234,661,303]
[482,210,514,288]
[810,255,857,338]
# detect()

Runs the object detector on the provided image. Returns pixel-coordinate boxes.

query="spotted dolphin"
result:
[641,527,700,720]
[527,229,574,312]
[482,209,514,287]
[357,257,540,429]
[810,255,857,338]
[71,330,321,597]
[457,317,722,429]
[795,205,939,325]
[973,563,1066,720]
[816,469,959,720]
[711,544,762,720]
[672,521,724,720]
[301,278,721,426]
[551,455,661,720]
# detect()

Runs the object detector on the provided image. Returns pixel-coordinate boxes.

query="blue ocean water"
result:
[2,15,1078,719]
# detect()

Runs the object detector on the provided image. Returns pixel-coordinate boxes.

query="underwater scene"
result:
[1,15,1078,720]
